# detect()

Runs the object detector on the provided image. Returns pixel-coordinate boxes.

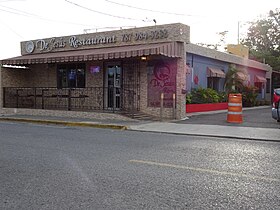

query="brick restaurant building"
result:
[0,23,272,119]
[0,23,188,119]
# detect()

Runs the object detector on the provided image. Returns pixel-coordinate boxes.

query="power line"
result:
[84,26,136,33]
[0,7,30,17]
[64,0,146,22]
[0,18,23,38]
[0,4,92,27]
[0,4,39,17]
[0,0,25,2]
[104,0,202,17]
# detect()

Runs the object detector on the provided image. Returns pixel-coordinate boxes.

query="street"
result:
[1,121,280,209]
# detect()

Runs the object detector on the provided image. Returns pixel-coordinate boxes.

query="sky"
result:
[0,0,279,59]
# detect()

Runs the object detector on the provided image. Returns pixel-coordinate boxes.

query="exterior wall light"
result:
[140,56,147,61]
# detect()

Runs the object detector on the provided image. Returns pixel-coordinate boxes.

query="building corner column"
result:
[176,43,187,120]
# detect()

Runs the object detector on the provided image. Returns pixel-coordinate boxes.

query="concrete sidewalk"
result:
[129,122,280,142]
[0,107,279,142]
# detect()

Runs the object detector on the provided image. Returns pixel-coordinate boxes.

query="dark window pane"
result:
[57,68,67,89]
[77,69,85,88]
[207,77,219,92]
[77,63,85,69]
[68,69,76,88]
[57,63,86,88]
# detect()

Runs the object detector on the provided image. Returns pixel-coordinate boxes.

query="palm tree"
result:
[224,64,245,93]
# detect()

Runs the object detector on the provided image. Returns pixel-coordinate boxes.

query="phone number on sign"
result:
[134,29,168,41]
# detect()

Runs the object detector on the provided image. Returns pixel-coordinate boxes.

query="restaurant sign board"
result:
[21,23,190,55]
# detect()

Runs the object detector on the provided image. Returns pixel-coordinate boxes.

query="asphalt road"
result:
[179,106,280,129]
[1,121,280,209]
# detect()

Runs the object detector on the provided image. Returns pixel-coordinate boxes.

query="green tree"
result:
[224,64,245,93]
[241,8,280,70]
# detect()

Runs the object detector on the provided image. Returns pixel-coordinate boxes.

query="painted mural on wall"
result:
[147,60,177,107]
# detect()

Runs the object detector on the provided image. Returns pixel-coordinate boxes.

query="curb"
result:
[1,116,279,143]
[0,117,128,130]
[127,129,280,143]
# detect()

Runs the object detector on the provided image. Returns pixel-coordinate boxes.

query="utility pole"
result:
[237,21,240,44]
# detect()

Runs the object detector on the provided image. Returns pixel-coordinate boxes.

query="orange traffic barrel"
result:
[227,93,243,123]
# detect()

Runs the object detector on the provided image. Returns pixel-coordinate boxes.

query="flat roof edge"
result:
[186,43,272,71]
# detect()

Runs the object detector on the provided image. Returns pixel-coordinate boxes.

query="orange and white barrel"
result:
[227,93,243,123]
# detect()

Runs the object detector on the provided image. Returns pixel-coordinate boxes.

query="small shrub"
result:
[186,87,226,104]
[218,92,228,102]
[186,93,192,104]
[241,85,258,107]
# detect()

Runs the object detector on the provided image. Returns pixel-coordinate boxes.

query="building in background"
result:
[227,44,249,59]
[186,43,272,102]
[0,23,272,120]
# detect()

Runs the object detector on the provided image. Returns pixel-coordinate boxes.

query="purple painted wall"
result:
[245,66,267,99]
[186,53,268,100]
[186,54,228,92]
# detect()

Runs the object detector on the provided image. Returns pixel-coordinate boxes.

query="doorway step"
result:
[120,111,159,121]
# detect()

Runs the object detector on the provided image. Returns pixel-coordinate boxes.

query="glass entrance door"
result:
[106,64,121,110]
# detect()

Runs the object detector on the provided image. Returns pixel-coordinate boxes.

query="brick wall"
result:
[1,57,187,119]
[86,61,104,87]
[30,64,56,87]
[176,56,187,119]
[1,64,57,88]
[1,67,30,87]
[2,62,104,88]
[139,56,187,119]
